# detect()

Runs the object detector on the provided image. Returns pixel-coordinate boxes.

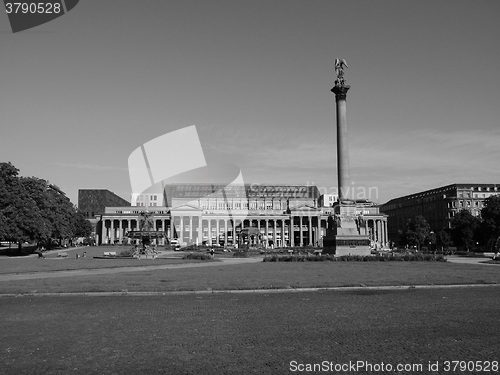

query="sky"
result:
[1,0,499,206]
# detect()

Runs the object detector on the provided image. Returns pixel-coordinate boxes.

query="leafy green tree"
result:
[450,210,480,251]
[0,163,48,248]
[1,162,91,251]
[435,229,453,251]
[73,211,92,238]
[481,195,500,238]
[401,215,430,250]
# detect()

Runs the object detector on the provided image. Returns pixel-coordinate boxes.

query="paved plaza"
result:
[1,286,499,374]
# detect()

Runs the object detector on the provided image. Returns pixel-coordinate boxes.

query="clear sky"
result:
[1,0,499,205]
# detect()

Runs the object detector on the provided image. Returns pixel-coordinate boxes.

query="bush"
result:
[233,250,249,258]
[182,252,213,260]
[119,248,135,257]
[262,253,447,262]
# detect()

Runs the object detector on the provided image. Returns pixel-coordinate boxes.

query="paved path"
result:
[0,257,262,282]
[445,255,497,265]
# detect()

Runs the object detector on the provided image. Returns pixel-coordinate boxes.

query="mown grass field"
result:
[0,256,498,295]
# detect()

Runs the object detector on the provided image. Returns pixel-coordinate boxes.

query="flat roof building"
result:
[78,189,130,219]
[99,183,388,250]
[380,183,500,242]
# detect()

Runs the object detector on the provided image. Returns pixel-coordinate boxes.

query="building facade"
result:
[98,184,389,250]
[78,189,130,218]
[380,183,500,242]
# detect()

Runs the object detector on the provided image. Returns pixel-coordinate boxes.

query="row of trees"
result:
[0,162,92,251]
[399,195,500,252]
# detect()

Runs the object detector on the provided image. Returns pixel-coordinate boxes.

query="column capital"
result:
[331,84,350,101]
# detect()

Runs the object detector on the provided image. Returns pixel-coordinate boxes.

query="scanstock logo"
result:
[4,0,79,33]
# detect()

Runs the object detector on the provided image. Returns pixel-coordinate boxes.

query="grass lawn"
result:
[0,260,498,295]
[0,245,219,274]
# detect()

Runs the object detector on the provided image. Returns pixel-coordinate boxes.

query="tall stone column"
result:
[208,219,212,245]
[189,216,193,244]
[224,219,228,246]
[170,217,175,242]
[110,220,115,244]
[273,220,277,247]
[299,216,303,247]
[232,220,236,245]
[281,219,286,247]
[198,217,203,245]
[307,215,313,246]
[180,216,184,244]
[118,219,122,243]
[216,219,220,246]
[317,216,322,245]
[102,220,107,244]
[331,84,351,202]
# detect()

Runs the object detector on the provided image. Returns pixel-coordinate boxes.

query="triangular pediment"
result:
[170,203,202,212]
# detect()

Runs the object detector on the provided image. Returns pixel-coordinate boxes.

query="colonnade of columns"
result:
[100,214,388,248]
[364,218,388,248]
[101,218,172,245]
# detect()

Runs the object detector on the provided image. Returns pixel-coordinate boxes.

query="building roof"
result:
[164,184,320,199]
[382,183,500,206]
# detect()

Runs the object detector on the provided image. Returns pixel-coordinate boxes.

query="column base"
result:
[322,234,371,256]
[322,203,371,256]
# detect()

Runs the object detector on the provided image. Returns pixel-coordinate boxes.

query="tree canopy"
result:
[0,162,91,249]
[481,196,500,238]
[450,210,481,251]
[401,215,430,250]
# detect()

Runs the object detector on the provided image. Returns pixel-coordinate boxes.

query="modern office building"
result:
[98,183,388,249]
[78,189,130,218]
[380,183,500,241]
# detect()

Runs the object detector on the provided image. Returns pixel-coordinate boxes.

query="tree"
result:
[0,162,90,251]
[450,210,480,251]
[0,163,48,248]
[73,211,92,238]
[401,215,430,250]
[435,229,453,251]
[481,195,500,238]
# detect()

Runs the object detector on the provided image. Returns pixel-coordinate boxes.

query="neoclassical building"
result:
[97,184,389,249]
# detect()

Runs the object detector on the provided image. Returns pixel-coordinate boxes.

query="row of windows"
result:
[199,201,287,210]
[448,201,482,209]
[137,195,159,201]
